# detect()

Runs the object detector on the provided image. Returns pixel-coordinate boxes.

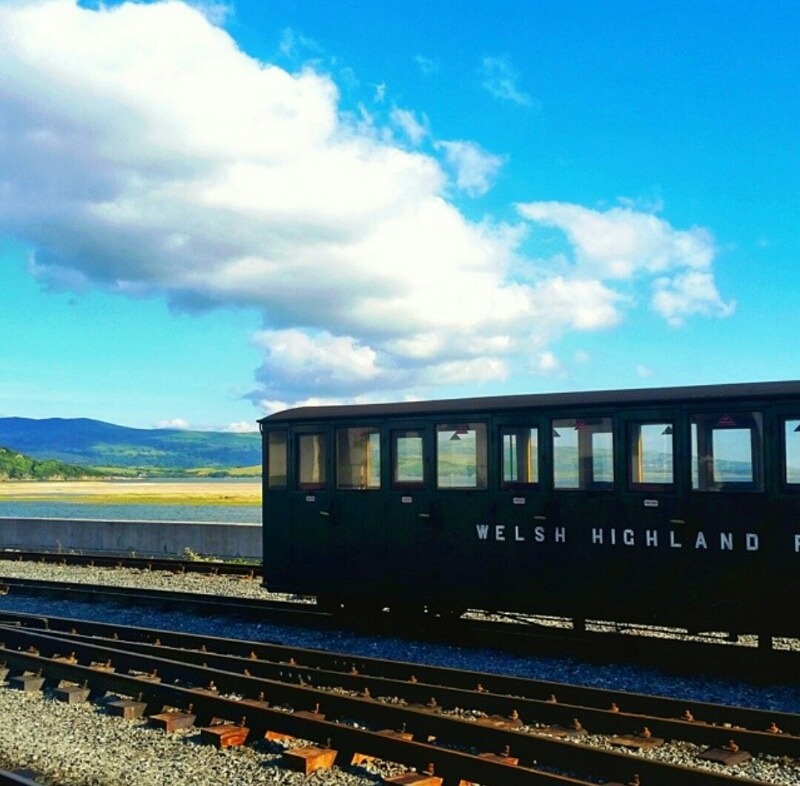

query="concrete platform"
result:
[0,517,261,560]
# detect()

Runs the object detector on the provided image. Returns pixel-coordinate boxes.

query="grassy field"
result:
[0,480,261,506]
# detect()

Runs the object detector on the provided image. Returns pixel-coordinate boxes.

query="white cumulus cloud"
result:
[225,420,260,433]
[652,271,736,327]
[391,107,429,145]
[436,140,506,197]
[252,329,381,400]
[0,1,735,412]
[517,202,734,322]
[153,418,191,430]
[535,351,561,374]
[478,55,532,106]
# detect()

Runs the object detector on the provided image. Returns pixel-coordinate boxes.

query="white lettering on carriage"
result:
[475,524,772,551]
[695,532,708,549]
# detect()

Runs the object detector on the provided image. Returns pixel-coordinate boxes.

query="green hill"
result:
[0,446,106,480]
[0,417,261,475]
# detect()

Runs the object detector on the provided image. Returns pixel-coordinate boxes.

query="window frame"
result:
[265,429,288,490]
[552,415,615,491]
[391,428,427,490]
[295,431,328,491]
[499,424,540,490]
[335,426,382,491]
[435,421,488,490]
[780,416,800,491]
[627,420,676,492]
[690,411,764,493]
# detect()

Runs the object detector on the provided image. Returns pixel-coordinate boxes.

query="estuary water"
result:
[0,478,261,524]
[0,501,261,523]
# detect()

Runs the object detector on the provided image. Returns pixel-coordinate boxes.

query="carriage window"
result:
[629,422,674,488]
[553,417,614,489]
[783,419,800,486]
[691,412,763,491]
[336,427,381,489]
[392,429,425,489]
[266,430,288,489]
[297,432,326,490]
[436,423,488,489]
[501,427,539,487]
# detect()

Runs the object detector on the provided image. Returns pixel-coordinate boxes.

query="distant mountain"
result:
[0,417,261,472]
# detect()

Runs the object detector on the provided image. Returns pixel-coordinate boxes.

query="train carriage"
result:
[259,381,800,645]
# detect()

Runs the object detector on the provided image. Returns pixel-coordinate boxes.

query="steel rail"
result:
[0,625,786,786]
[0,772,43,786]
[20,620,800,759]
[19,622,800,759]
[2,575,800,683]
[0,639,601,786]
[12,613,800,757]
[0,576,317,619]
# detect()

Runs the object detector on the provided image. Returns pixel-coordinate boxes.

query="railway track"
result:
[0,610,797,786]
[0,549,793,646]
[0,549,259,577]
[1,570,799,685]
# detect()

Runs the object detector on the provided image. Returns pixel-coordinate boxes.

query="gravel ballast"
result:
[0,687,387,786]
[0,559,799,785]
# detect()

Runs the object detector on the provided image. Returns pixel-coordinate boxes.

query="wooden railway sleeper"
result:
[0,646,622,786]
[0,629,788,786]
[19,623,800,760]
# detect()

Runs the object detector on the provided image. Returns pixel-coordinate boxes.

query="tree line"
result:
[0,447,105,480]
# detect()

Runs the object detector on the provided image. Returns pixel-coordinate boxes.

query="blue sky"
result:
[0,0,797,431]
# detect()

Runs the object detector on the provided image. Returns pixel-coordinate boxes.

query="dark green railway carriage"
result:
[259,381,800,642]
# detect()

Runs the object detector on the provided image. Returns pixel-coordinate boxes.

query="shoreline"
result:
[0,480,261,506]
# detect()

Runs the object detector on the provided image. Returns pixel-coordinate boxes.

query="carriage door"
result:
[261,428,291,591]
[549,414,619,621]
[617,410,683,621]
[290,427,336,594]
[685,409,766,631]
[432,420,492,611]
[333,424,384,599]
[386,422,434,605]
[490,419,550,604]
[768,408,800,635]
